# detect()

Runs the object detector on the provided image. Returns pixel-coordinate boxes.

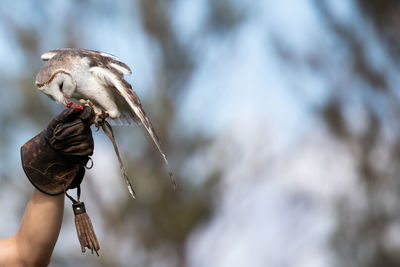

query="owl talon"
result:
[98,111,109,126]
[92,110,109,130]
[82,99,103,128]
[94,120,101,131]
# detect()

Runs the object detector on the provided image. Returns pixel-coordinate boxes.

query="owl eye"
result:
[59,82,64,91]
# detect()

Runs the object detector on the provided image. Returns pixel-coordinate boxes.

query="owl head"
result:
[35,50,77,105]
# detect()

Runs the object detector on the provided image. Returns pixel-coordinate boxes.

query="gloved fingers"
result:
[50,106,94,131]
[52,132,93,152]
[60,141,94,156]
[53,120,90,140]
[44,105,95,162]
[55,108,81,123]
[51,121,93,147]
[46,108,82,135]
[79,106,95,124]
[52,135,91,150]
[52,136,93,152]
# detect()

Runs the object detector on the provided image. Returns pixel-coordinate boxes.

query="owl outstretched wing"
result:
[89,65,176,188]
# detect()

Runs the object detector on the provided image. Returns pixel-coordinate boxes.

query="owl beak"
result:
[62,98,68,106]
[62,92,68,106]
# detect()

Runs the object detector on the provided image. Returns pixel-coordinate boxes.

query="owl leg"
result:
[92,111,110,131]
[80,99,104,129]
[99,110,109,127]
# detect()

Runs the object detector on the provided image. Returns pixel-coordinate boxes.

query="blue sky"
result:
[0,1,367,266]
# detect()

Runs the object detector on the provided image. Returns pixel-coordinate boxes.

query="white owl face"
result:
[36,71,76,105]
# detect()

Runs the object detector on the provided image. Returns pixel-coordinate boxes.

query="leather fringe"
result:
[73,202,100,255]
[65,186,100,256]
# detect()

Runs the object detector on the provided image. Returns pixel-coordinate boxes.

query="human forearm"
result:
[15,189,64,266]
[5,107,95,265]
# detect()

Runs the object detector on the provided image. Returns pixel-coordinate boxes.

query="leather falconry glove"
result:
[21,106,94,194]
[21,106,100,255]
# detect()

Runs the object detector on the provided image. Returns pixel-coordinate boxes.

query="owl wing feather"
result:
[89,66,176,187]
[41,48,123,63]
[41,50,59,61]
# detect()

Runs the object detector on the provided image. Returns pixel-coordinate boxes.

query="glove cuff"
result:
[21,132,85,195]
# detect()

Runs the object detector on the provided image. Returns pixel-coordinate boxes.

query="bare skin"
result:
[0,189,64,267]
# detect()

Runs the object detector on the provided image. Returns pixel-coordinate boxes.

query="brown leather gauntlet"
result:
[21,106,94,195]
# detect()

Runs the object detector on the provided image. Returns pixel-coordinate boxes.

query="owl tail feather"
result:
[101,120,136,199]
[133,107,177,190]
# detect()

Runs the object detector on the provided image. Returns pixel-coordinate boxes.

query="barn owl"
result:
[35,48,175,191]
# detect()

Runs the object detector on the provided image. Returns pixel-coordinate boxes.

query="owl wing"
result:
[41,50,60,61]
[40,48,124,64]
[89,66,176,187]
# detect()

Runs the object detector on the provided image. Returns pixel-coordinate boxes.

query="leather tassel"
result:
[72,202,100,255]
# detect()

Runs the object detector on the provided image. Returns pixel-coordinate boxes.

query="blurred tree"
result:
[0,0,246,266]
[275,1,400,266]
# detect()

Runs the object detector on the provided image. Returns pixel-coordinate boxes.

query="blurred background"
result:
[0,0,399,266]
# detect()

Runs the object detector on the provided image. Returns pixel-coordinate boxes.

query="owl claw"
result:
[93,110,109,130]
[81,99,103,128]
[94,121,101,131]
